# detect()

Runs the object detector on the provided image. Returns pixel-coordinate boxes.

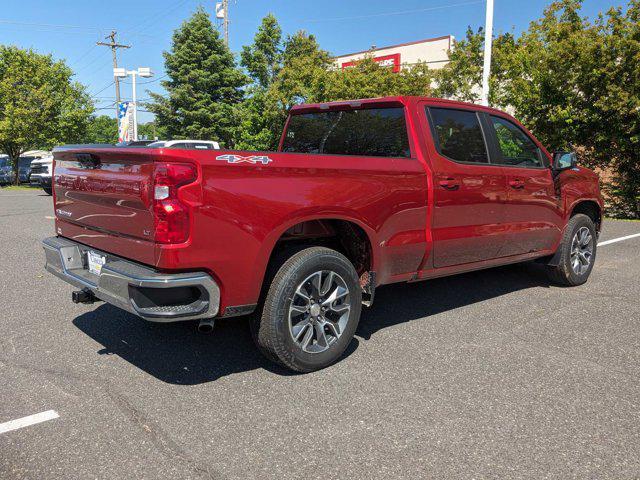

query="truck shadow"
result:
[73,262,551,384]
[357,262,553,340]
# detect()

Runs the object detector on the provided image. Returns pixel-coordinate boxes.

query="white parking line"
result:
[598,233,640,247]
[0,410,59,434]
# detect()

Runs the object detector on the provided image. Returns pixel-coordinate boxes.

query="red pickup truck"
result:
[43,96,603,372]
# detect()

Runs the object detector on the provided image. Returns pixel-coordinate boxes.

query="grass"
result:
[0,184,40,191]
[604,217,640,222]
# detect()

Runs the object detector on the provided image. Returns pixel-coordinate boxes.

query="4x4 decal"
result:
[216,154,272,165]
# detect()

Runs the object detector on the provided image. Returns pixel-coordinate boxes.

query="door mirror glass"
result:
[553,151,577,170]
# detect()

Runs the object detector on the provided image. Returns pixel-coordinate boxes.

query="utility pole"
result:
[97,31,130,118]
[223,0,229,47]
[481,0,494,106]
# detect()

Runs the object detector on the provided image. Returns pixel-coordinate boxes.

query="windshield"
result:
[146,141,166,148]
[19,157,34,169]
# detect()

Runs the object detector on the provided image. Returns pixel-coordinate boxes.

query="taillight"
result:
[153,162,197,244]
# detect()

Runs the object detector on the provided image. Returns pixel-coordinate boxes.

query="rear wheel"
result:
[42,186,52,195]
[546,213,597,286]
[253,247,362,372]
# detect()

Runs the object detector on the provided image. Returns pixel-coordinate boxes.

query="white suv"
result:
[146,140,220,150]
[29,156,54,195]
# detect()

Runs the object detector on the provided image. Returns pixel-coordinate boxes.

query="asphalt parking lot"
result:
[1,188,639,480]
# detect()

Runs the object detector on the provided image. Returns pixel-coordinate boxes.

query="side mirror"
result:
[553,151,577,171]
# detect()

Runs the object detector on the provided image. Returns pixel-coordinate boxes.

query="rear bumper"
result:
[30,174,51,186]
[42,236,220,322]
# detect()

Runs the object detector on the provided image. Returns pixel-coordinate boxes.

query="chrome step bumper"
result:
[42,236,220,322]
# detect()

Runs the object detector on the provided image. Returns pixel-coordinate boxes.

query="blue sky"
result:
[0,0,617,122]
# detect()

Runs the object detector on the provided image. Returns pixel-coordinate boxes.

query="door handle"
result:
[438,178,460,191]
[508,179,525,189]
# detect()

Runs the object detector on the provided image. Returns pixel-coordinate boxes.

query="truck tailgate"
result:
[53,148,156,261]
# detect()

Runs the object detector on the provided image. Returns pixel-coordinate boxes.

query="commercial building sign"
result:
[334,36,453,74]
[341,53,401,73]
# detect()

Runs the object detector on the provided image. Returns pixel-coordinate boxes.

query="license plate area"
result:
[86,250,106,275]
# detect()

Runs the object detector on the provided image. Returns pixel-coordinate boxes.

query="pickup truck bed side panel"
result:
[167,150,429,311]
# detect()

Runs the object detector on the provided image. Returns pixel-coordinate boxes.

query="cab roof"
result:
[289,96,510,117]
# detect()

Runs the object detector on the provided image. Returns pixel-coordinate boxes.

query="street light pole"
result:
[131,71,138,141]
[113,67,153,142]
[481,0,494,106]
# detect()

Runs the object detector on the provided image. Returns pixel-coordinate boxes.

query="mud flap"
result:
[360,271,376,307]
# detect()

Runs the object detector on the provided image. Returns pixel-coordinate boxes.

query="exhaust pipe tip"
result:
[197,319,215,334]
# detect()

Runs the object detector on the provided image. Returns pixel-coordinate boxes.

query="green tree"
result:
[434,27,514,105]
[254,31,333,150]
[235,29,334,150]
[240,13,282,88]
[235,14,284,151]
[595,1,640,217]
[236,25,435,150]
[0,45,93,183]
[84,115,118,144]
[435,0,640,218]
[503,0,640,218]
[137,121,166,141]
[147,7,247,147]
[323,57,434,101]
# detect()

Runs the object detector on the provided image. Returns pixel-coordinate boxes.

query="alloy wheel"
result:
[570,226,594,275]
[288,270,351,354]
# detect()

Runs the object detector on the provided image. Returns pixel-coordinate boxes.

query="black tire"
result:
[546,213,597,286]
[253,246,362,373]
[42,186,52,195]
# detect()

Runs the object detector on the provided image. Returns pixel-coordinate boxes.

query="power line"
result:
[74,49,112,74]
[90,81,115,97]
[0,19,116,31]
[68,45,99,67]
[121,74,168,85]
[128,0,193,40]
[0,18,154,37]
[301,0,484,23]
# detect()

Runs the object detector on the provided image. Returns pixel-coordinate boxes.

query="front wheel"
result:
[546,213,597,286]
[253,247,362,372]
[42,186,52,195]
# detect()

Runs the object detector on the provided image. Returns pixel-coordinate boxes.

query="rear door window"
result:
[490,116,544,168]
[282,107,410,158]
[428,108,489,164]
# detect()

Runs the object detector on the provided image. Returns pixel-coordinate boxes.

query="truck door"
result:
[483,114,563,256]
[422,105,509,268]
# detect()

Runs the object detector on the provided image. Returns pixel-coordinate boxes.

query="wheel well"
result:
[571,201,602,232]
[268,219,373,276]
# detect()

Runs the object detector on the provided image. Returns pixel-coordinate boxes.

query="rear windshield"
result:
[282,107,410,158]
